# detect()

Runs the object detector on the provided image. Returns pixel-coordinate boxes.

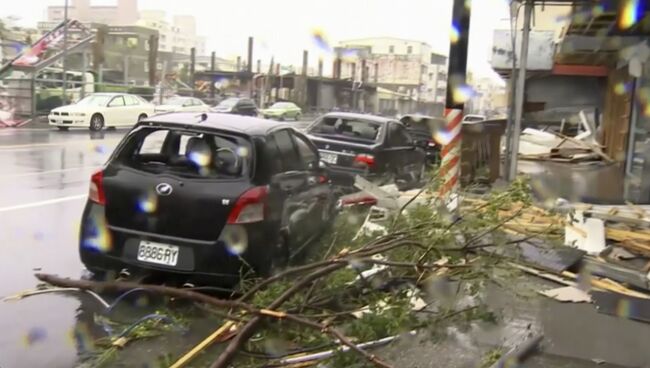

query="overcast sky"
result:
[7,0,510,79]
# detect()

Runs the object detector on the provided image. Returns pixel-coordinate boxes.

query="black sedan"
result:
[305,113,426,190]
[400,114,445,165]
[79,113,339,284]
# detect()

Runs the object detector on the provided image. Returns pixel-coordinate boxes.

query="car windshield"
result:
[117,127,250,179]
[165,97,188,106]
[308,116,383,143]
[75,95,112,107]
[270,103,291,109]
[217,98,238,108]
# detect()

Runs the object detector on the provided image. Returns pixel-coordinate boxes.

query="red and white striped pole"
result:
[439,108,463,197]
[439,0,472,206]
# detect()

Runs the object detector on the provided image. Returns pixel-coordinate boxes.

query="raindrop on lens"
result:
[236,146,249,158]
[433,127,454,145]
[618,0,643,30]
[24,327,47,346]
[81,214,112,253]
[221,226,248,255]
[450,23,460,44]
[189,151,211,167]
[137,193,158,214]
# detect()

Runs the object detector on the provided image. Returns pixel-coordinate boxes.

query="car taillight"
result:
[89,170,105,205]
[354,154,375,167]
[427,140,437,148]
[227,186,268,224]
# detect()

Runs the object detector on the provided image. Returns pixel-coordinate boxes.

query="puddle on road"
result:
[1,287,226,368]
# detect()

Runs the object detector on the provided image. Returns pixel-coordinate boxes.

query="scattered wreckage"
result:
[5,174,650,368]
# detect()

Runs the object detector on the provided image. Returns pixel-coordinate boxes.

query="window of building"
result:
[407,45,413,54]
[429,72,434,81]
[389,45,395,54]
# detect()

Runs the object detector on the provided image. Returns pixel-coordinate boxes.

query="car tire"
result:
[295,113,301,121]
[138,113,147,123]
[57,126,69,131]
[279,114,286,121]
[89,113,104,131]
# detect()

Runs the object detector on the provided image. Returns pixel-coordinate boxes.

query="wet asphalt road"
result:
[0,120,314,368]
[1,123,648,368]
[0,127,125,368]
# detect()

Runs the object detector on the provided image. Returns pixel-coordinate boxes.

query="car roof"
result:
[141,112,293,135]
[88,92,128,96]
[321,112,394,124]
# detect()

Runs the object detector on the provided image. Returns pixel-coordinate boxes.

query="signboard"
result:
[0,20,93,76]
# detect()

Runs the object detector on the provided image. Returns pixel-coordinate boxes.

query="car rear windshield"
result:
[115,127,251,179]
[307,116,383,144]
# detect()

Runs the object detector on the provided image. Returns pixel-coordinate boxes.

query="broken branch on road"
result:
[29,177,650,367]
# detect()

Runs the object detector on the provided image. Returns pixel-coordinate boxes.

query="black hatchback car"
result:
[211,97,258,116]
[80,113,338,283]
[306,112,426,190]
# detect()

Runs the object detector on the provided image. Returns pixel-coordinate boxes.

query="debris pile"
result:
[10,177,650,367]
[518,111,612,163]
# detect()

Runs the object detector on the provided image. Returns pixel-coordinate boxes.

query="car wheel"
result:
[279,114,286,121]
[57,126,69,131]
[138,113,148,123]
[89,113,104,131]
[295,113,302,121]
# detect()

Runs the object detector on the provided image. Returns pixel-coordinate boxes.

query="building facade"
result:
[47,0,138,25]
[337,37,448,104]
[137,11,205,56]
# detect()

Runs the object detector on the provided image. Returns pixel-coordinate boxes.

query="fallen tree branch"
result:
[211,262,394,368]
[35,272,393,368]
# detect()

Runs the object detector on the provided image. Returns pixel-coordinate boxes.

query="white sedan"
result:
[154,96,211,114]
[49,93,155,131]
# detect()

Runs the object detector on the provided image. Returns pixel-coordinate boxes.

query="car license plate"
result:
[137,241,179,266]
[321,152,338,165]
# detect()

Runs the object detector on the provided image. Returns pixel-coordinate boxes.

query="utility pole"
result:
[61,0,69,105]
[440,0,472,202]
[190,47,196,96]
[507,0,533,181]
[210,51,216,101]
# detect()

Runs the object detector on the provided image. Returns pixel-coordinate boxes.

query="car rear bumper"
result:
[79,202,274,284]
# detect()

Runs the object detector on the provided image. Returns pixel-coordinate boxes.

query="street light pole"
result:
[61,0,69,105]
[507,0,533,181]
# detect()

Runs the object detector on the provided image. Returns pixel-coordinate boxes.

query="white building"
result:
[137,11,205,56]
[47,0,138,25]
[337,37,448,105]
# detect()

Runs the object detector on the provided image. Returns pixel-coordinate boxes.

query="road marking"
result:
[0,138,120,151]
[0,194,87,213]
[0,166,99,179]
